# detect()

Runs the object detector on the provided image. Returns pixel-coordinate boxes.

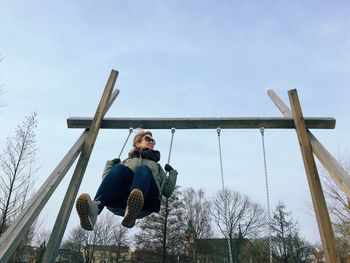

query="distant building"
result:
[56,248,82,263]
[195,238,238,263]
[12,246,79,263]
[16,245,39,263]
[84,244,131,263]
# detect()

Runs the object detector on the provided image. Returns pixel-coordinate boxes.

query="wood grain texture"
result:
[268,89,350,201]
[0,131,88,262]
[42,70,118,262]
[289,89,339,263]
[67,116,336,129]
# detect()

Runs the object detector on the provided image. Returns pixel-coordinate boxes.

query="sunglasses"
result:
[144,135,156,144]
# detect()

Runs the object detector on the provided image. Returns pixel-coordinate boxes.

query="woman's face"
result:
[136,134,156,149]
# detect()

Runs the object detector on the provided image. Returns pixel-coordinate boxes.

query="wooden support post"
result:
[42,70,119,262]
[288,89,339,263]
[268,90,350,202]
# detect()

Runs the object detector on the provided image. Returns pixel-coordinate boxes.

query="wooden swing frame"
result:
[0,69,346,262]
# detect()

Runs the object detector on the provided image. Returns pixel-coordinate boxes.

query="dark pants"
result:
[94,164,159,214]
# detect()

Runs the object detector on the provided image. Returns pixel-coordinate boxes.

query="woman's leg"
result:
[143,176,160,213]
[76,164,133,231]
[131,165,153,196]
[122,165,153,228]
[94,164,133,212]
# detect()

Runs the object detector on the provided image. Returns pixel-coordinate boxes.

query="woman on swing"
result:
[76,129,178,230]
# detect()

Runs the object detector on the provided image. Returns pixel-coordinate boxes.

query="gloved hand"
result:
[164,164,174,172]
[112,158,121,164]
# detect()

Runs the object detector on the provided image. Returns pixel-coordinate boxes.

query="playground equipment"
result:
[0,69,347,262]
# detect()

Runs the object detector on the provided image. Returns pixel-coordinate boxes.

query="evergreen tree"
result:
[135,186,185,263]
[270,202,314,262]
[271,202,296,262]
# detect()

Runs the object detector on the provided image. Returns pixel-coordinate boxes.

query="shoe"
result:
[76,193,100,231]
[122,189,144,228]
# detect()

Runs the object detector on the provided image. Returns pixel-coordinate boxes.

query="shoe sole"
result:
[76,193,94,230]
[122,189,144,228]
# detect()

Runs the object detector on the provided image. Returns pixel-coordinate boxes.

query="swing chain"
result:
[260,127,273,263]
[117,127,134,159]
[216,127,233,263]
[217,128,225,190]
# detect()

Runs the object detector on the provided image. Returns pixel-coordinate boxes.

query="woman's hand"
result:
[164,164,174,172]
[112,158,121,164]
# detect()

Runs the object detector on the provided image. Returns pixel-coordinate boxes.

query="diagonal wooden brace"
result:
[42,69,119,262]
[0,70,119,263]
[268,89,350,201]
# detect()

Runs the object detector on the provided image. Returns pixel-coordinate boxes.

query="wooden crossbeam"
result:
[67,117,336,129]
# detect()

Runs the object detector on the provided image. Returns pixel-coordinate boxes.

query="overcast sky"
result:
[1,0,350,244]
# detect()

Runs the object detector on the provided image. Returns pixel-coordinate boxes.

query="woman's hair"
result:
[133,129,153,147]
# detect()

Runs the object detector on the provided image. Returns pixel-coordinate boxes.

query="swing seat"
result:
[107,206,152,219]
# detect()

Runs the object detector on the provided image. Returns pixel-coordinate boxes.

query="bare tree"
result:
[62,213,130,263]
[93,213,131,262]
[290,235,315,263]
[0,113,38,236]
[182,187,213,239]
[211,188,266,263]
[0,112,38,262]
[320,159,350,239]
[32,226,51,248]
[334,237,350,263]
[0,54,5,109]
[320,156,350,262]
[30,226,50,262]
[62,226,93,263]
[182,187,212,261]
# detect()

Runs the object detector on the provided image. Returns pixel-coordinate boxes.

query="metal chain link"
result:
[216,128,233,263]
[260,127,273,263]
[217,128,225,190]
